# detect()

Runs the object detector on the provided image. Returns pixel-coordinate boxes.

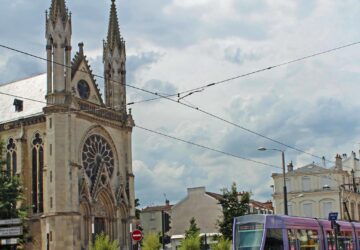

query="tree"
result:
[0,141,30,248]
[218,182,250,240]
[135,198,141,220]
[179,236,200,250]
[212,237,231,250]
[142,232,161,250]
[90,233,119,250]
[185,217,200,239]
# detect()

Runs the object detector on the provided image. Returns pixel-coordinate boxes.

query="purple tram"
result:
[233,214,360,250]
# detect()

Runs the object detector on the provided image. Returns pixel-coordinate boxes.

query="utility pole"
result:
[161,210,165,250]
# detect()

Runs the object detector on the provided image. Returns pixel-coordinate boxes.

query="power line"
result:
[0,44,335,163]
[0,90,280,170]
[129,41,360,105]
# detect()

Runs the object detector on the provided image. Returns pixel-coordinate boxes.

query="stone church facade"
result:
[0,0,135,249]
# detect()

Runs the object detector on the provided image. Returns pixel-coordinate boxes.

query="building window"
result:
[351,202,356,221]
[6,138,17,176]
[302,177,311,191]
[303,203,313,217]
[321,176,332,189]
[323,201,333,219]
[32,132,44,214]
[285,179,291,192]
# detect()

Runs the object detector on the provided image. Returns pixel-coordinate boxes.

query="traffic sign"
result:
[328,212,338,221]
[0,238,19,246]
[0,219,21,226]
[131,230,143,241]
[0,227,23,237]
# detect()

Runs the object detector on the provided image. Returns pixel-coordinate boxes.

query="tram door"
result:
[95,217,106,235]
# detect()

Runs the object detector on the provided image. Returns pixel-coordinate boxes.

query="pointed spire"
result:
[49,0,69,22]
[106,0,123,52]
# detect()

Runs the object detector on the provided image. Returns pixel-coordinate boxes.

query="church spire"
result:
[106,0,123,52]
[49,0,69,23]
[103,0,127,113]
[46,0,72,102]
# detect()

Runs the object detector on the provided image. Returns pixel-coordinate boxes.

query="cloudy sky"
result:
[2,0,360,207]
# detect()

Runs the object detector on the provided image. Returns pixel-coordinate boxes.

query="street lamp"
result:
[258,147,288,215]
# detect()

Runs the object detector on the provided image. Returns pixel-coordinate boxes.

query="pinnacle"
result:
[106,0,123,52]
[49,0,69,22]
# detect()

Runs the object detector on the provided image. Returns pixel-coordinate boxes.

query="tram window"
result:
[338,231,354,250]
[296,229,320,249]
[264,229,283,250]
[326,231,336,250]
[287,229,297,250]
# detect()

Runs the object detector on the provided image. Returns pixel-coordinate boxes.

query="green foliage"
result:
[218,182,250,240]
[90,233,119,250]
[0,172,26,219]
[212,237,231,250]
[135,198,141,220]
[0,141,31,248]
[185,217,200,239]
[142,232,161,250]
[179,236,200,250]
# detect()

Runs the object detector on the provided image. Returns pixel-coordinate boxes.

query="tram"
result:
[233,214,360,249]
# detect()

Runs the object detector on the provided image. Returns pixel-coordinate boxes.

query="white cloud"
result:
[2,0,360,206]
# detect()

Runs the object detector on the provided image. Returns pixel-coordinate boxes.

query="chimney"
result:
[335,154,342,170]
[287,161,294,172]
[165,199,170,206]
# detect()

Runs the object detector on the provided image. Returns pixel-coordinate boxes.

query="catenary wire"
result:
[0,91,281,170]
[129,41,360,105]
[0,44,338,163]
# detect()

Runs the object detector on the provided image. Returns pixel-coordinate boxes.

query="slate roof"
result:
[292,163,334,174]
[0,73,46,124]
[141,204,172,213]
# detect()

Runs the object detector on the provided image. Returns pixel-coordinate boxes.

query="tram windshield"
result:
[235,222,264,250]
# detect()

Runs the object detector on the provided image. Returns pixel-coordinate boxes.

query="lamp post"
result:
[258,147,288,215]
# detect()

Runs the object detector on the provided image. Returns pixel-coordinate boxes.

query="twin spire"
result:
[48,0,69,22]
[106,0,124,53]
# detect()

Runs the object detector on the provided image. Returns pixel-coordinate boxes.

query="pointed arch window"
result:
[6,138,17,176]
[32,133,44,213]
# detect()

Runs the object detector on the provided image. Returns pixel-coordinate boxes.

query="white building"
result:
[272,152,360,221]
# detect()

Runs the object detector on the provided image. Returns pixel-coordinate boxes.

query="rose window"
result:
[82,134,114,182]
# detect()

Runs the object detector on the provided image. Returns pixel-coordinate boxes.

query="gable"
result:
[71,60,103,105]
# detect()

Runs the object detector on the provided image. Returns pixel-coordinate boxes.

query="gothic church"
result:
[0,0,135,249]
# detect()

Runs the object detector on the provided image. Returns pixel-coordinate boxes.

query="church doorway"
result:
[94,217,106,235]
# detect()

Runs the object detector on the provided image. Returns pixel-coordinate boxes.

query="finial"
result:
[78,42,84,54]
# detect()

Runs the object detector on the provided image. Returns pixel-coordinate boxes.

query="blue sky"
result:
[2,0,360,207]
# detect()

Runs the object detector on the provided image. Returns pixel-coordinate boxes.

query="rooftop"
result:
[0,73,46,124]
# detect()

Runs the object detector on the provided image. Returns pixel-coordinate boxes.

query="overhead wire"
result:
[0,43,350,163]
[0,91,281,170]
[129,41,360,105]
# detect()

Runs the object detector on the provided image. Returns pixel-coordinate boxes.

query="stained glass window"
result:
[82,134,114,183]
[6,138,17,176]
[32,133,44,213]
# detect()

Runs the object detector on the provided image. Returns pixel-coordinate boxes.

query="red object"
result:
[131,229,143,241]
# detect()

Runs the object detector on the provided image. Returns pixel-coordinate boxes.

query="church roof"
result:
[0,73,46,124]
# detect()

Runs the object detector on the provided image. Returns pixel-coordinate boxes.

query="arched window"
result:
[6,138,17,176]
[32,133,44,213]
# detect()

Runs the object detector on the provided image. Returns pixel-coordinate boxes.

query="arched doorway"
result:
[79,200,91,249]
[93,190,116,240]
